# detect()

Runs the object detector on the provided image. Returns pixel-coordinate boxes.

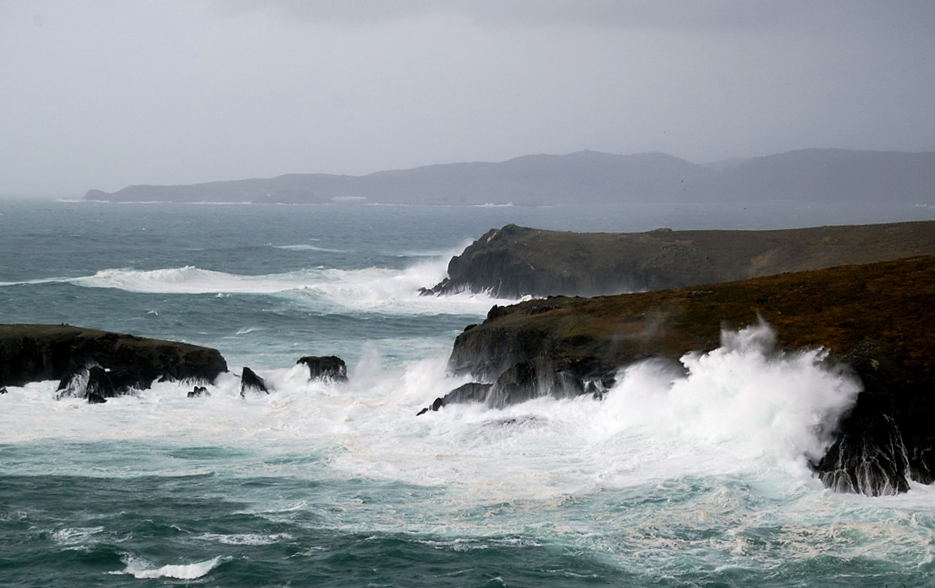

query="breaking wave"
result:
[3,256,515,316]
[112,554,226,580]
[1,324,861,497]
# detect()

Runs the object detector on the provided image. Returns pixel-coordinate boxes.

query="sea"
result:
[1,198,934,587]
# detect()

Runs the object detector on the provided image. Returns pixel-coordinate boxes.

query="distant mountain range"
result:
[85,148,935,205]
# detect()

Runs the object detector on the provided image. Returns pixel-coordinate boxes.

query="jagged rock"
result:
[0,325,228,395]
[240,367,269,396]
[439,256,935,496]
[187,386,209,398]
[56,365,122,404]
[417,382,492,415]
[421,221,935,298]
[485,361,585,409]
[296,355,347,382]
[0,386,7,395]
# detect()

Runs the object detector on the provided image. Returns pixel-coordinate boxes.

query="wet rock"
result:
[485,361,585,409]
[417,382,491,415]
[296,355,347,382]
[240,367,269,396]
[56,365,123,404]
[0,325,228,394]
[187,385,210,398]
[441,256,935,496]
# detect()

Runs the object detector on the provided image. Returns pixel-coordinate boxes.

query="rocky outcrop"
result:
[422,221,935,298]
[240,367,269,396]
[0,325,228,402]
[436,256,935,496]
[297,355,348,382]
[417,382,491,415]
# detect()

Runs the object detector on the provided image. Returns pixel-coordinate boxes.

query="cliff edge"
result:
[435,256,935,496]
[422,221,935,298]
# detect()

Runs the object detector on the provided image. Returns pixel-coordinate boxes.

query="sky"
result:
[1,0,934,196]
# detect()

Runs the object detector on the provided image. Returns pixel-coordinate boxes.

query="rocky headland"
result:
[0,325,228,402]
[85,148,935,205]
[426,256,935,496]
[422,221,935,297]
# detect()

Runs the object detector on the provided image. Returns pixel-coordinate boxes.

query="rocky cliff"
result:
[422,221,935,298]
[433,256,935,496]
[0,325,228,401]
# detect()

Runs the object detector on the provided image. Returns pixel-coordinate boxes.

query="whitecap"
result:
[51,526,104,546]
[59,250,518,315]
[112,555,226,580]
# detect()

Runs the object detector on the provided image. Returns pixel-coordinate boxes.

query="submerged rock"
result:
[0,324,228,401]
[296,355,347,382]
[187,385,210,398]
[240,367,269,396]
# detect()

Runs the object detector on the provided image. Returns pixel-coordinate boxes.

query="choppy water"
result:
[1,199,934,586]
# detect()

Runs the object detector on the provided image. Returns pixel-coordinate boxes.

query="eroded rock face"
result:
[297,356,347,382]
[422,221,935,298]
[435,257,935,496]
[417,382,492,415]
[240,367,269,396]
[0,325,228,403]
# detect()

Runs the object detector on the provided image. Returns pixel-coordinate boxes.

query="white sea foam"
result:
[197,532,293,545]
[0,324,859,492]
[113,555,225,580]
[2,323,932,567]
[51,526,104,547]
[6,248,513,315]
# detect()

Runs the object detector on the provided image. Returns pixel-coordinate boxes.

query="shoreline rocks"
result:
[0,325,228,402]
[240,367,269,396]
[433,256,934,496]
[422,221,935,298]
[297,355,348,382]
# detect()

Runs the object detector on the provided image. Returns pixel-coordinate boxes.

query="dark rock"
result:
[57,365,123,404]
[421,221,935,298]
[296,355,347,382]
[442,256,935,496]
[486,361,585,409]
[0,386,7,395]
[418,382,492,415]
[240,367,269,396]
[187,386,209,398]
[0,325,228,395]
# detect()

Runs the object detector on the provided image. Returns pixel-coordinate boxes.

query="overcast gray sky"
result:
[2,0,933,196]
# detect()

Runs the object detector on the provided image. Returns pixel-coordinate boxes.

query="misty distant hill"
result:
[85,148,935,205]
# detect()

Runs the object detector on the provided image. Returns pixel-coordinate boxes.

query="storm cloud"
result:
[1,0,933,195]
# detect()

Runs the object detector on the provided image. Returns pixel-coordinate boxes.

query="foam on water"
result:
[197,532,293,545]
[113,554,226,580]
[3,250,515,315]
[2,324,934,578]
[0,324,863,494]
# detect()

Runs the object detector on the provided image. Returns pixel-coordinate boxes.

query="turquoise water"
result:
[1,200,934,586]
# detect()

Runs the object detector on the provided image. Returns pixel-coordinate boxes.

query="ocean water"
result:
[1,199,934,587]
